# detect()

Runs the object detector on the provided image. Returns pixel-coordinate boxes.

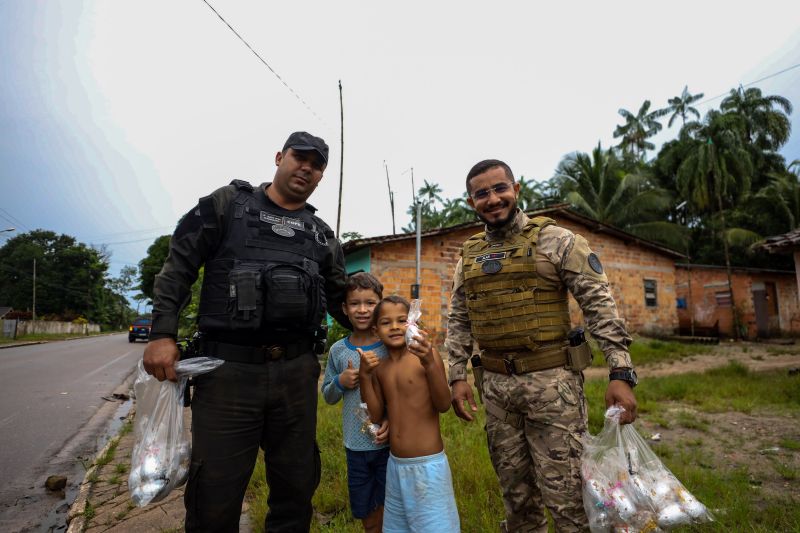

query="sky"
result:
[1,1,799,301]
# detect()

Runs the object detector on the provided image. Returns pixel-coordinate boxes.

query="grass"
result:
[94,439,119,467]
[83,500,96,520]
[591,336,711,367]
[0,331,111,344]
[780,438,800,450]
[247,362,800,532]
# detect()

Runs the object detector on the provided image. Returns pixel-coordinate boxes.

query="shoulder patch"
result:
[588,253,603,274]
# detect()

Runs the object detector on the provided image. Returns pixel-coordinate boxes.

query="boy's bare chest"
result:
[381,359,428,402]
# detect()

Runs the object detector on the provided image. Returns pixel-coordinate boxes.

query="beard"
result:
[477,201,518,229]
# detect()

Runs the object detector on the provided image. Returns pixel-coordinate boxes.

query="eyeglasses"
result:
[471,182,512,201]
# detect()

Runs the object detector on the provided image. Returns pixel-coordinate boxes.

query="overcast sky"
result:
[1,1,799,293]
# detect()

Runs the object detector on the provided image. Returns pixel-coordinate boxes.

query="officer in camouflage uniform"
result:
[446,159,638,532]
[144,132,351,532]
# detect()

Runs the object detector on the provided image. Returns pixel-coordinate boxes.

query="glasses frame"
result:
[471,182,513,201]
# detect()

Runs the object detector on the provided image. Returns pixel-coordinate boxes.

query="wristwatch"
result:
[609,368,638,388]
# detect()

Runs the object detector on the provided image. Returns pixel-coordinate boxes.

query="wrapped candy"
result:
[404,299,423,347]
[355,402,382,444]
[581,406,713,531]
[129,357,224,506]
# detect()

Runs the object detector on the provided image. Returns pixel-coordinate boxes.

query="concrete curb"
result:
[66,431,124,533]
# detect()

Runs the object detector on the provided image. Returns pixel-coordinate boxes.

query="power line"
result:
[200,0,324,123]
[0,207,30,231]
[696,61,800,107]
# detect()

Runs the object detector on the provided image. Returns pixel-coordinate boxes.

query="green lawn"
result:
[247,362,800,532]
[591,336,712,367]
[0,331,116,344]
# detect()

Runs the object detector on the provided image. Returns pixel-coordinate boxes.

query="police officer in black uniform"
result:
[143,132,351,532]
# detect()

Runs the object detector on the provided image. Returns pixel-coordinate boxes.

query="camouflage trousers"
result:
[483,366,589,533]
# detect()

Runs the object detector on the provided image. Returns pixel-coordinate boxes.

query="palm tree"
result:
[554,143,682,247]
[667,86,704,128]
[613,100,669,159]
[720,86,793,151]
[677,110,753,338]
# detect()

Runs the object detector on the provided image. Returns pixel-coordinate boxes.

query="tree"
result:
[138,235,171,301]
[720,86,792,151]
[613,100,669,159]
[677,110,753,338]
[666,86,704,128]
[0,230,110,320]
[553,143,682,247]
[340,231,363,243]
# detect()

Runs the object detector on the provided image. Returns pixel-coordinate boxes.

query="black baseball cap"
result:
[282,131,329,164]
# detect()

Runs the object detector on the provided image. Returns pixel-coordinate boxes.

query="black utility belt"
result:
[200,339,313,364]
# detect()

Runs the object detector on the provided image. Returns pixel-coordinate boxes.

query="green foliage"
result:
[613,100,669,158]
[0,230,136,327]
[137,235,171,301]
[326,318,350,350]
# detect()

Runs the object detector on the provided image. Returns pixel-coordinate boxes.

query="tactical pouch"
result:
[263,262,324,328]
[470,354,484,404]
[566,342,593,371]
[228,263,264,330]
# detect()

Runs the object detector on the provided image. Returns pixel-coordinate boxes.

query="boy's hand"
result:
[407,329,434,365]
[357,348,380,375]
[339,359,359,389]
[375,418,389,444]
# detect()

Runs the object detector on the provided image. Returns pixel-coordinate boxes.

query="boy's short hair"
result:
[345,272,384,298]
[371,295,410,328]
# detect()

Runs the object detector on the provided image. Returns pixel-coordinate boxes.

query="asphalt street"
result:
[0,333,144,532]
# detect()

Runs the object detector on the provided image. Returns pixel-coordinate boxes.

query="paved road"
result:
[0,334,145,532]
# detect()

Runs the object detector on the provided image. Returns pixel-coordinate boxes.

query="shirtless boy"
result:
[358,295,460,532]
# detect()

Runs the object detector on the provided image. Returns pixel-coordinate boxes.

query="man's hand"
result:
[605,380,638,424]
[143,337,180,382]
[339,359,359,389]
[357,348,380,376]
[451,379,478,422]
[375,418,389,445]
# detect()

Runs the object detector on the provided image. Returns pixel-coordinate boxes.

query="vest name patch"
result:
[475,252,507,263]
[260,211,305,230]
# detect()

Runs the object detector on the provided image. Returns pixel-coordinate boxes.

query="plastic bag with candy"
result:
[404,299,422,347]
[581,406,713,532]
[354,402,382,443]
[129,356,224,507]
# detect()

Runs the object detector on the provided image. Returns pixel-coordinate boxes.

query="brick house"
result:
[342,204,685,344]
[675,264,800,339]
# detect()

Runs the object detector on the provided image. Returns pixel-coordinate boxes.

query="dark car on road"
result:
[129,318,152,343]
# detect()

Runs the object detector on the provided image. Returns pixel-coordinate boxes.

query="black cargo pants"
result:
[184,350,321,532]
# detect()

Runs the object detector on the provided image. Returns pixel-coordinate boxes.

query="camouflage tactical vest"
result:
[461,216,570,353]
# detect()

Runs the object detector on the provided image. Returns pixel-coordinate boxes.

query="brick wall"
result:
[676,266,800,338]
[365,216,679,343]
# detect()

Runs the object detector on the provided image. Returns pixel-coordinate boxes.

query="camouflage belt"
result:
[480,344,568,375]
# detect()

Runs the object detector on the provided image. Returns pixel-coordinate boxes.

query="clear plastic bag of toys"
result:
[355,402,382,444]
[129,357,224,507]
[404,299,422,347]
[581,406,713,532]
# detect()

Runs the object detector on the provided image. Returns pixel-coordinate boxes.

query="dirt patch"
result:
[585,341,800,380]
[632,406,800,505]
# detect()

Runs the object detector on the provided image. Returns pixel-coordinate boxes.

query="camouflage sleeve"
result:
[323,236,353,331]
[149,186,232,340]
[445,257,473,383]
[545,226,634,370]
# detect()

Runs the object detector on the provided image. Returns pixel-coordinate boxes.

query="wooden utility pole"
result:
[384,161,396,234]
[336,80,344,238]
[32,258,36,332]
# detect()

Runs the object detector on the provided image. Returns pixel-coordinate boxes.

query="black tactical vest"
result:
[197,180,332,335]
